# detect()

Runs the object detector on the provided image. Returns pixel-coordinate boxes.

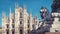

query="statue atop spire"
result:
[15,2,19,8]
[2,11,6,18]
[30,9,32,14]
[34,14,38,20]
[10,7,11,13]
[9,6,12,16]
[23,4,27,12]
[23,4,26,9]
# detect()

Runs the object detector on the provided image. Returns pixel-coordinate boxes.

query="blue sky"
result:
[0,0,53,27]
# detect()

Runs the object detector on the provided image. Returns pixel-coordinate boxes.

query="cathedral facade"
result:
[2,4,39,34]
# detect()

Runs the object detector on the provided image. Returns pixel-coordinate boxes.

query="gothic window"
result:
[28,25,29,28]
[20,29,23,34]
[12,25,14,28]
[28,20,29,23]
[20,21,22,24]
[12,31,15,34]
[7,30,9,34]
[20,12,23,18]
[28,30,29,34]
[12,19,14,23]
[6,24,9,28]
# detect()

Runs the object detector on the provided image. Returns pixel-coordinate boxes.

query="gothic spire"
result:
[15,2,19,8]
[2,11,6,18]
[34,14,38,19]
[29,9,32,16]
[23,4,26,9]
[10,7,11,13]
[10,7,12,15]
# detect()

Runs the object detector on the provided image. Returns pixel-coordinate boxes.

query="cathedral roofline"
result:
[2,11,6,18]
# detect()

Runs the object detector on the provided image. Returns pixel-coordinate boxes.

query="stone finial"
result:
[2,11,6,18]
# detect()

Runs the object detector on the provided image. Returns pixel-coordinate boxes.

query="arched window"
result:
[12,31,15,34]
[6,30,9,34]
[28,25,29,28]
[20,29,23,34]
[20,21,22,24]
[12,25,14,28]
[20,12,23,18]
[12,19,14,23]
[6,24,9,28]
[28,20,29,23]
[28,30,30,34]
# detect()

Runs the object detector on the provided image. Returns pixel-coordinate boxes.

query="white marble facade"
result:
[2,4,39,34]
